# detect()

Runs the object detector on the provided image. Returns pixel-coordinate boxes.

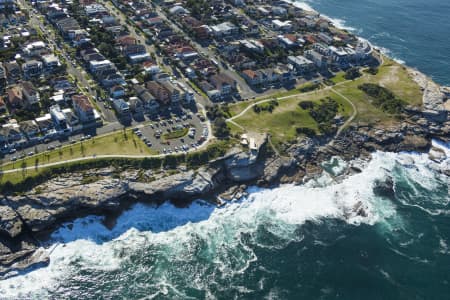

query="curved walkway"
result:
[227,79,358,140]
[331,88,358,139]
[228,79,353,122]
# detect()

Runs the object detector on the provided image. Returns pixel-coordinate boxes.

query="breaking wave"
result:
[1,145,448,298]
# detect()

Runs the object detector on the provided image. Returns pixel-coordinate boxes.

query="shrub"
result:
[295,127,316,137]
[344,67,362,80]
[358,83,404,114]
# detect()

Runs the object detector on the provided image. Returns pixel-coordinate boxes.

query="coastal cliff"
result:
[0,78,448,278]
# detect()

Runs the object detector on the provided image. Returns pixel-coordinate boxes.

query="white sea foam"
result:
[289,0,357,32]
[0,149,448,298]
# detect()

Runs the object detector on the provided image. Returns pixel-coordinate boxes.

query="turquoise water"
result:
[0,147,449,299]
[297,0,450,85]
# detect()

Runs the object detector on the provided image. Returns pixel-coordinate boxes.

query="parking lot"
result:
[132,112,208,154]
[2,106,208,163]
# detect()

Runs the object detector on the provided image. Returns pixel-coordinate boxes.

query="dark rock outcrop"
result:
[373,176,395,199]
[0,204,23,239]
[129,168,220,200]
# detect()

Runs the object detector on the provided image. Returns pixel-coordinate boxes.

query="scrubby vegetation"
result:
[295,127,316,137]
[345,67,362,80]
[206,105,231,139]
[358,83,405,114]
[253,99,279,113]
[299,97,340,135]
[0,141,231,193]
[299,82,321,93]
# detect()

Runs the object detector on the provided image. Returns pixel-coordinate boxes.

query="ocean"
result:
[1,1,450,299]
[1,144,449,299]
[296,0,450,86]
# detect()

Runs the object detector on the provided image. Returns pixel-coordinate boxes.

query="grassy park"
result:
[0,129,157,183]
[228,56,424,149]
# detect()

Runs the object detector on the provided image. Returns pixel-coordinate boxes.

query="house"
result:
[112,98,130,116]
[62,108,80,127]
[35,114,54,133]
[288,55,315,73]
[160,80,181,105]
[21,81,40,105]
[123,44,150,63]
[0,0,14,11]
[7,86,24,109]
[22,60,43,78]
[55,17,81,39]
[175,81,195,104]
[42,54,61,70]
[209,73,236,97]
[142,61,161,75]
[19,120,40,138]
[116,35,137,46]
[278,34,299,48]
[110,85,126,98]
[272,6,288,16]
[192,26,210,40]
[146,81,170,105]
[0,123,22,143]
[4,61,21,82]
[305,50,329,69]
[72,94,95,123]
[89,59,115,74]
[272,20,292,31]
[199,81,220,101]
[241,69,261,86]
[169,6,189,15]
[72,30,91,47]
[211,22,238,37]
[101,73,126,88]
[24,41,47,57]
[133,85,160,114]
[50,105,69,132]
[240,39,264,53]
[147,17,164,26]
[84,4,108,16]
[128,97,144,115]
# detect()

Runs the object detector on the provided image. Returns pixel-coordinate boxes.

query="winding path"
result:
[227,79,358,140]
[330,88,358,139]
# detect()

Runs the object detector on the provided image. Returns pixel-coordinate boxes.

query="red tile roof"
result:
[72,94,93,112]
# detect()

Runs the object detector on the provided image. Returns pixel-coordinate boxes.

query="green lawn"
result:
[232,90,352,149]
[333,57,423,123]
[1,130,157,172]
[331,71,347,84]
[163,128,188,140]
[229,56,423,149]
[231,55,423,126]
[229,82,323,117]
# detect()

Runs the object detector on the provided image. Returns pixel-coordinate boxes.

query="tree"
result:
[213,117,230,139]
[344,67,362,80]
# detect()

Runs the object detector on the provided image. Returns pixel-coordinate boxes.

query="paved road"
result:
[2,111,213,174]
[2,102,212,168]
[103,0,211,109]
[150,3,256,99]
[21,0,118,123]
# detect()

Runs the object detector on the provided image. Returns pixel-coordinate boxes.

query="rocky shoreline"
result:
[0,79,449,279]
